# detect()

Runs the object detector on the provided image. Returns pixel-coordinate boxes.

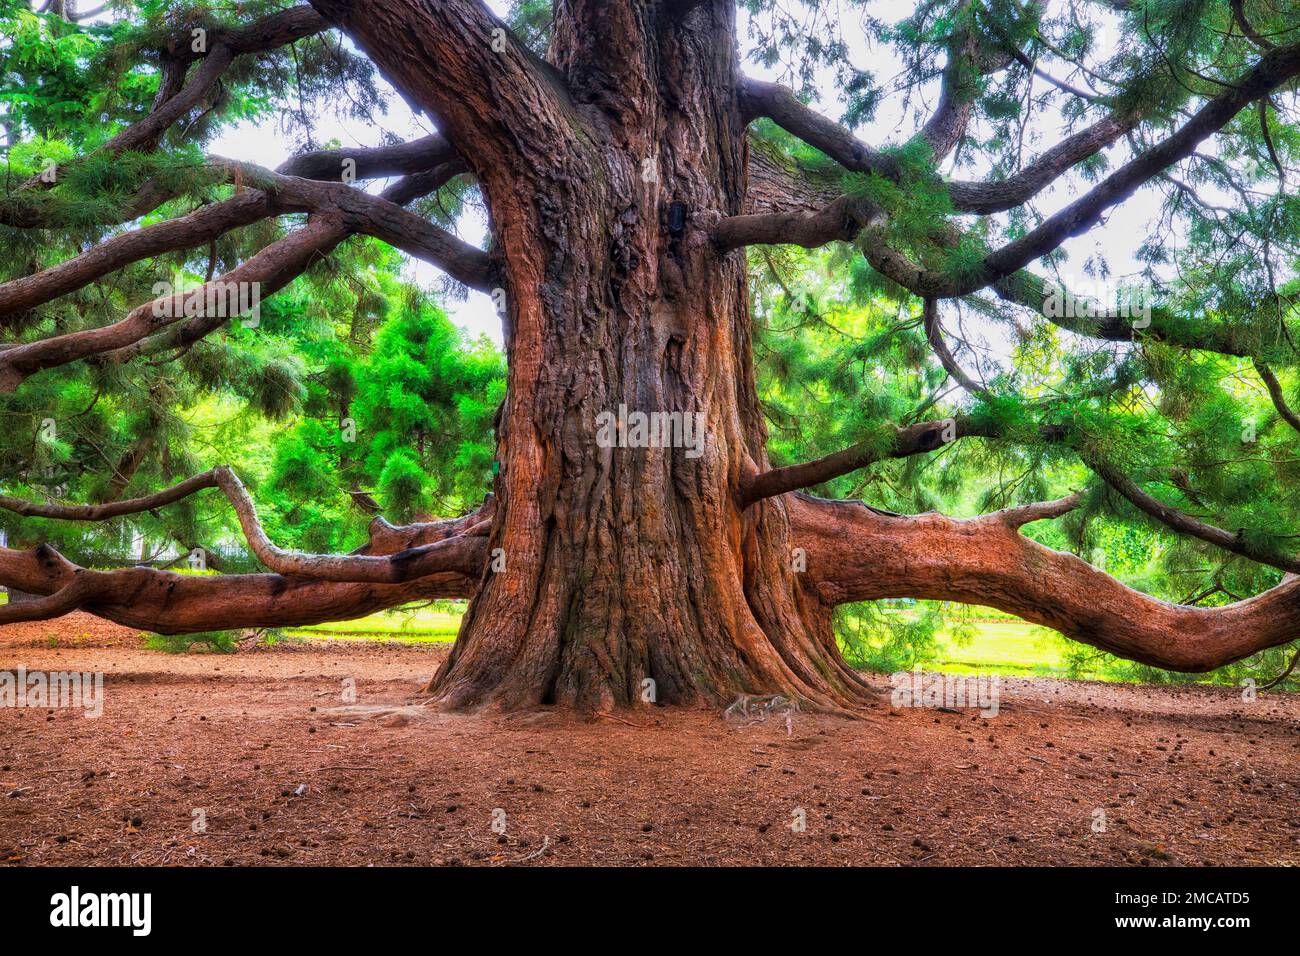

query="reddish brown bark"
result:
[790,493,1300,673]
[295,0,871,711]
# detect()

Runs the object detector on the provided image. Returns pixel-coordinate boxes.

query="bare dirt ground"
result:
[1,612,1296,866]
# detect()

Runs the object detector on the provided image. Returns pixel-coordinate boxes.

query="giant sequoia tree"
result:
[2,0,1300,711]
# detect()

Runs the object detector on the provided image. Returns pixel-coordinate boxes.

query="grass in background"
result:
[287,602,1065,674]
[930,619,1068,677]
[289,604,462,643]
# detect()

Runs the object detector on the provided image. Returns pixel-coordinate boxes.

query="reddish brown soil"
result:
[1,612,1296,866]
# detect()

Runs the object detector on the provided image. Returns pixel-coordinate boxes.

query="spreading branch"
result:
[791,493,1300,672]
[0,162,491,387]
[729,41,1300,304]
[0,473,493,628]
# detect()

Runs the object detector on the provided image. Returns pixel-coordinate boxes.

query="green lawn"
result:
[291,604,1066,676]
[289,606,462,643]
[931,619,1070,677]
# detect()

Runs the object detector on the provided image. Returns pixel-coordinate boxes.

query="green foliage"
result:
[837,602,977,673]
[144,629,239,653]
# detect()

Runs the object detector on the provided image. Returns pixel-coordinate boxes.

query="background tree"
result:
[2,0,1299,711]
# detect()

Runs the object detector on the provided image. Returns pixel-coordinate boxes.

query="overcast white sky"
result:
[203,0,1165,350]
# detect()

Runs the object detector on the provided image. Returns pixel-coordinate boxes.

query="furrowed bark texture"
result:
[308,0,868,711]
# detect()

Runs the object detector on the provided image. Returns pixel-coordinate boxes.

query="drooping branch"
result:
[1081,452,1300,575]
[738,75,1140,215]
[1231,0,1278,52]
[0,215,345,391]
[210,466,487,582]
[990,270,1261,358]
[0,191,276,321]
[921,306,1300,575]
[0,469,226,519]
[1255,362,1300,435]
[0,474,494,630]
[790,493,1300,672]
[99,213,352,368]
[741,415,1001,506]
[0,161,492,386]
[922,298,987,395]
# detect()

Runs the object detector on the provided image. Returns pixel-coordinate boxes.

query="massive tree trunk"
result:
[410,1,865,710]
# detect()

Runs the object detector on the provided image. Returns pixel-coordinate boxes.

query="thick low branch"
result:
[748,398,1300,577]
[212,466,486,582]
[791,493,1300,672]
[0,544,479,632]
[0,569,97,626]
[0,480,494,631]
[0,467,489,583]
